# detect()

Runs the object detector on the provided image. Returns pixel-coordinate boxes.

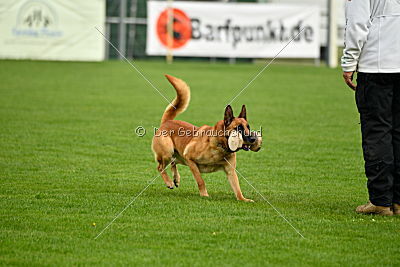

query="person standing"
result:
[341,0,400,216]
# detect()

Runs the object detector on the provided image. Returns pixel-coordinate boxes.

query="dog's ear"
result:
[224,105,234,127]
[238,105,247,120]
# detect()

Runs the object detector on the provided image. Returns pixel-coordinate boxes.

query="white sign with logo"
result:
[146,1,320,58]
[0,0,105,61]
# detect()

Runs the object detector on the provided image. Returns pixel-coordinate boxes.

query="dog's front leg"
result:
[224,157,254,202]
[186,160,209,197]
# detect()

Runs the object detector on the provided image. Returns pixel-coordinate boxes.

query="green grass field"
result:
[1,60,399,266]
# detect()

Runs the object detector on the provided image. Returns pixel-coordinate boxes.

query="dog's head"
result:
[224,105,262,152]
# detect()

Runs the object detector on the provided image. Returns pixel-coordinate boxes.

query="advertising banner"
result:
[147,1,320,58]
[0,0,105,61]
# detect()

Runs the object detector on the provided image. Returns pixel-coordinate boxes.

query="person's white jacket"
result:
[341,0,400,73]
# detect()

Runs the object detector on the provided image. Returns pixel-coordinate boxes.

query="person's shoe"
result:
[393,203,400,215]
[356,202,393,216]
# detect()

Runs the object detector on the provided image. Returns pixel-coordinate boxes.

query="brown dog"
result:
[152,75,262,202]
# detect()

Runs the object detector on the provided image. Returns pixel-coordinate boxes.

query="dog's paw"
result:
[165,181,174,189]
[240,198,254,203]
[173,180,180,188]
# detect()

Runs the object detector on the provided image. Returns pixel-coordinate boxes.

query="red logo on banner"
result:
[156,8,192,49]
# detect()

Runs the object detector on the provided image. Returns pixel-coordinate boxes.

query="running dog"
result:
[152,75,262,202]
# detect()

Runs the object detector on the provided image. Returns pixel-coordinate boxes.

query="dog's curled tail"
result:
[161,75,191,124]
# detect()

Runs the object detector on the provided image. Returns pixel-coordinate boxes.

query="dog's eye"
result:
[247,124,250,131]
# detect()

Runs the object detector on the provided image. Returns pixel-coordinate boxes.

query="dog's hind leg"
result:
[152,136,175,189]
[171,161,180,187]
[157,158,174,189]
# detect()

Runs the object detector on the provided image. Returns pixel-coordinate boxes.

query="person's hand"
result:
[343,71,356,90]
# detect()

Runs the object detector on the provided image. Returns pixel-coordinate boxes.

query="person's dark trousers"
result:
[355,73,400,207]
